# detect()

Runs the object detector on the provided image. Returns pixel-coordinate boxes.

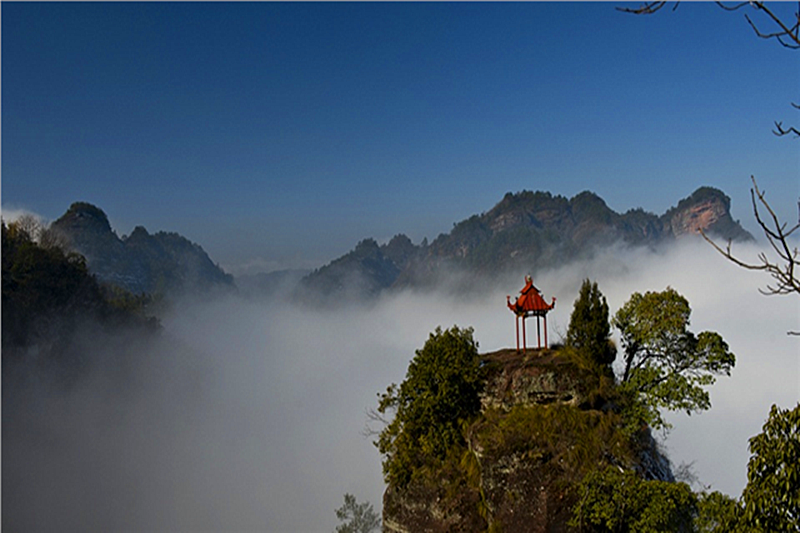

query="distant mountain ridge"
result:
[301,187,752,300]
[47,187,751,302]
[52,202,234,296]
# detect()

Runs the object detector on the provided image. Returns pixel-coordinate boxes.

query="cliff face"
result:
[382,349,674,533]
[662,187,752,241]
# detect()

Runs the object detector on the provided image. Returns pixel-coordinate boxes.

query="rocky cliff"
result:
[52,202,234,296]
[662,187,751,240]
[382,348,674,533]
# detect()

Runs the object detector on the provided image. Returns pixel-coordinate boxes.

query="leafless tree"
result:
[700,177,799,334]
[4,213,70,251]
[12,213,42,241]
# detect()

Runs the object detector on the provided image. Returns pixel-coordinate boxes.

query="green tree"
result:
[741,403,800,532]
[375,326,482,487]
[571,466,697,532]
[695,491,745,533]
[612,288,735,430]
[566,279,616,367]
[333,493,380,533]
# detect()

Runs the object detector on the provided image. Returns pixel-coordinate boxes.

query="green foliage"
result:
[101,284,155,317]
[741,403,800,532]
[376,326,482,487]
[476,403,632,484]
[3,220,101,348]
[566,279,616,368]
[695,491,745,533]
[612,288,735,430]
[571,466,697,532]
[2,220,159,356]
[333,493,380,533]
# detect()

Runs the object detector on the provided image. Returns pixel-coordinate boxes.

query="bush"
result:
[571,466,697,532]
[376,326,482,487]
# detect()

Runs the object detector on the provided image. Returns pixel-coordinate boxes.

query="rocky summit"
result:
[382,348,674,533]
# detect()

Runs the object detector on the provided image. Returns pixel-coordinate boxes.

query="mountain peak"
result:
[52,203,233,296]
[55,202,113,234]
[663,187,751,240]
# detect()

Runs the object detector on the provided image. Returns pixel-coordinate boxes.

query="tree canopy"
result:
[613,287,735,430]
[566,279,616,368]
[741,403,800,531]
[375,326,482,487]
[571,466,697,532]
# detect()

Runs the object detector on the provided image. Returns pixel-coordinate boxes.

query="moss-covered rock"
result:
[383,347,675,533]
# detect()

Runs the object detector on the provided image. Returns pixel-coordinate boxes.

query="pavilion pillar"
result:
[537,316,542,349]
[544,315,548,348]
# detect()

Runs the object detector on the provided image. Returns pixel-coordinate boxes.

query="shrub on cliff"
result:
[571,466,697,532]
[375,326,482,487]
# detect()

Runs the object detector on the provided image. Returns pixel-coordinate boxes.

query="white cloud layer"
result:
[0,205,45,224]
[5,237,798,531]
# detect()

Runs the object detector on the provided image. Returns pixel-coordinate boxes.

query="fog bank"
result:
[3,237,798,531]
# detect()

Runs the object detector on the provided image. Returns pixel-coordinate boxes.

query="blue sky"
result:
[2,2,797,274]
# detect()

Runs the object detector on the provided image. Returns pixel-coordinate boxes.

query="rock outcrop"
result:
[382,348,675,533]
[663,187,752,241]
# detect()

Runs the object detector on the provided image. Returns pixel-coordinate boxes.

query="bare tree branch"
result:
[700,177,800,335]
[616,2,674,15]
[700,177,799,287]
[774,103,800,137]
[742,2,800,49]
[621,2,800,49]
[716,2,800,47]
[716,2,800,48]
[361,407,391,438]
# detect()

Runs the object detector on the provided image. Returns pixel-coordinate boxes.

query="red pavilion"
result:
[507,276,556,352]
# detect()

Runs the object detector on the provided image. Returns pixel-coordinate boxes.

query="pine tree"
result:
[566,279,616,367]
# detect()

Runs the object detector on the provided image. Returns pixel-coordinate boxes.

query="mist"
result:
[3,236,798,531]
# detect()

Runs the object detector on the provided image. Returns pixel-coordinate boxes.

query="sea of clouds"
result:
[3,236,798,531]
